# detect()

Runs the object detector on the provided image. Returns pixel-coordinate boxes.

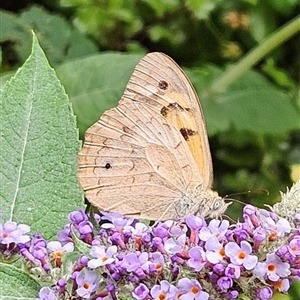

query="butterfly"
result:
[78,52,231,221]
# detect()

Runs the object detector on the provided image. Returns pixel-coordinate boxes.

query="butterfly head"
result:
[191,187,232,219]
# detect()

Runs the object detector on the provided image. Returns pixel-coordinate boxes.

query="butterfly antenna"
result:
[226,189,269,198]
[224,188,270,208]
[224,197,246,207]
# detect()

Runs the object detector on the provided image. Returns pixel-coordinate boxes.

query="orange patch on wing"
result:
[159,92,210,187]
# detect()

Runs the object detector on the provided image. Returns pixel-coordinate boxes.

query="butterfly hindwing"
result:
[78,99,203,220]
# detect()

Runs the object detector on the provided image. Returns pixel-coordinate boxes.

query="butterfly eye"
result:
[158,80,169,90]
[213,198,222,210]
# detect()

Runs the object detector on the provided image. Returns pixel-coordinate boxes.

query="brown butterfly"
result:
[78,52,231,220]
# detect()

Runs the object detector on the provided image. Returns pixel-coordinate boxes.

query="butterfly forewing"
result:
[122,53,213,188]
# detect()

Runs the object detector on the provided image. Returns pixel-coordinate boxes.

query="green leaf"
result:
[56,52,144,137]
[70,229,92,257]
[188,65,300,135]
[185,0,217,19]
[0,33,83,239]
[262,59,295,89]
[239,295,252,300]
[287,279,300,299]
[0,71,15,89]
[0,262,40,299]
[0,5,98,66]
[0,10,31,63]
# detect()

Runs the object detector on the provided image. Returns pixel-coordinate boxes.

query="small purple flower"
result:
[124,222,149,237]
[254,253,291,281]
[168,220,188,237]
[187,246,206,271]
[295,213,300,223]
[56,278,67,294]
[0,221,30,244]
[213,263,225,275]
[177,278,209,300]
[171,265,180,280]
[122,252,148,272]
[186,215,205,244]
[243,204,257,216]
[275,278,290,292]
[276,245,289,258]
[132,283,149,300]
[243,205,260,229]
[225,263,241,279]
[209,272,219,283]
[110,232,126,249]
[57,224,72,244]
[147,252,165,273]
[205,236,225,264]
[88,245,117,268]
[37,286,56,300]
[186,215,205,231]
[252,227,266,250]
[48,241,74,253]
[78,220,93,236]
[222,290,239,299]
[68,209,88,224]
[152,236,168,254]
[101,213,134,232]
[225,241,258,270]
[151,280,178,299]
[19,247,36,264]
[32,233,47,249]
[47,241,74,267]
[231,226,249,244]
[288,237,300,256]
[164,234,187,255]
[107,283,117,299]
[199,219,229,242]
[76,269,99,299]
[32,243,47,260]
[256,286,273,300]
[217,276,233,290]
[152,223,169,239]
[57,278,67,288]
[275,218,292,235]
[262,216,291,240]
[124,222,150,249]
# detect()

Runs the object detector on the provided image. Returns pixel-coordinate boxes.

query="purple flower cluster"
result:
[1,204,299,300]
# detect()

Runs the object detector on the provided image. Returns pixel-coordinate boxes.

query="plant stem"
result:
[210,15,300,93]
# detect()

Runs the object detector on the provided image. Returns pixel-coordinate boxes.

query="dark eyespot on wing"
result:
[161,106,168,117]
[180,128,197,141]
[160,102,184,118]
[158,80,169,90]
[105,163,112,169]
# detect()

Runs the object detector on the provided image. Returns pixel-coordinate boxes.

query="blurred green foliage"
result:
[0,0,299,222]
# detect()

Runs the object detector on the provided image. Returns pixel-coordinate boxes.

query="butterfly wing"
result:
[78,99,204,220]
[122,52,213,188]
